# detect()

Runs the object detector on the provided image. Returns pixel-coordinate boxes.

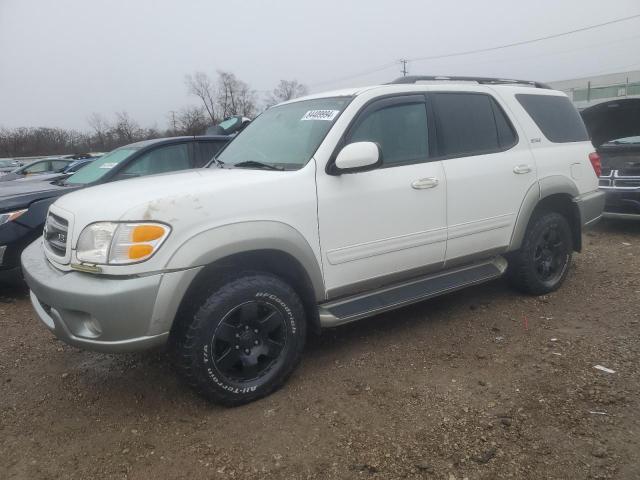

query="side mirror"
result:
[333,141,382,174]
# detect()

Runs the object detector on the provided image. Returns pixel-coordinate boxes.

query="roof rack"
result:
[389,75,551,89]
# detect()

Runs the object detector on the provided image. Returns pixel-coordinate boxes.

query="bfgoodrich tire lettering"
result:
[178,273,306,406]
[507,212,573,295]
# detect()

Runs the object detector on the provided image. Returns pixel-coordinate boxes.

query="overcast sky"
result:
[1,0,639,130]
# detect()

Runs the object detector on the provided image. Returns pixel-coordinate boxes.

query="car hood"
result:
[581,99,640,148]
[0,172,24,182]
[12,172,68,183]
[54,167,305,224]
[0,179,77,212]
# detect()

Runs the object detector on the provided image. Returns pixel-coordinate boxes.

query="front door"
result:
[316,95,447,298]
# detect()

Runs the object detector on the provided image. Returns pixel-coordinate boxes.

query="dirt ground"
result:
[1,220,639,480]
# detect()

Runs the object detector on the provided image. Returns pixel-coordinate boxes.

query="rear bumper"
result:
[21,239,202,353]
[601,189,640,219]
[574,190,606,227]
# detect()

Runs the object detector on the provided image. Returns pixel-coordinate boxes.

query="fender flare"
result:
[509,176,579,251]
[165,220,325,301]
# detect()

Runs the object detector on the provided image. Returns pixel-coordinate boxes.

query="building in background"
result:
[548,70,640,110]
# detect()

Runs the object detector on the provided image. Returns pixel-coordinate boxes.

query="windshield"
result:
[216,97,352,170]
[66,148,138,184]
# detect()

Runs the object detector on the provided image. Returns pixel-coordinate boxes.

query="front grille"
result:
[599,170,640,190]
[618,167,640,177]
[44,212,69,257]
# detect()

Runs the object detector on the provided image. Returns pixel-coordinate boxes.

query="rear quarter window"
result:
[516,93,589,143]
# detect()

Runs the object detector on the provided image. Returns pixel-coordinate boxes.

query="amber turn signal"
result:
[128,244,154,260]
[132,225,166,243]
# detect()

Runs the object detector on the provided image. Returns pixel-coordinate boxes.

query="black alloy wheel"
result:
[177,273,307,406]
[507,211,573,295]
[211,300,288,383]
[532,224,568,284]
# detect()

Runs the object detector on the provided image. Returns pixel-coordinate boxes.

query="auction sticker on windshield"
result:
[99,162,118,169]
[301,110,340,121]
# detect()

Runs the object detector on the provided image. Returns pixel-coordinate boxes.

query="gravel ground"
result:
[1,220,639,480]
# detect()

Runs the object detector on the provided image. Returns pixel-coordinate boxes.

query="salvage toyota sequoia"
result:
[22,76,605,405]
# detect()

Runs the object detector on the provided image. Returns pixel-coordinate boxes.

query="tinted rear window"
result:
[516,94,588,143]
[432,92,517,157]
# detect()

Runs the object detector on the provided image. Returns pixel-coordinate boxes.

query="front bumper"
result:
[0,219,39,272]
[574,190,606,228]
[21,240,202,353]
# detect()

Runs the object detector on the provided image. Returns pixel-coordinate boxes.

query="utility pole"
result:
[169,110,177,133]
[400,59,408,77]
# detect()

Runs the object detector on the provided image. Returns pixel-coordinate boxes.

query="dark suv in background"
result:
[0,135,230,283]
[596,135,640,219]
[581,99,640,220]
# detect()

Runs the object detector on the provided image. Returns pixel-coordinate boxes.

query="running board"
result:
[318,256,508,327]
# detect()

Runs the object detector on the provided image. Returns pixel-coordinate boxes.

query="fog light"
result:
[84,317,103,337]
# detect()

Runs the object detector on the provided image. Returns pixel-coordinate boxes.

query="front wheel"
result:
[507,212,573,295]
[177,273,306,406]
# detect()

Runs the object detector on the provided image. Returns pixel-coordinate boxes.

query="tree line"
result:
[0,72,308,158]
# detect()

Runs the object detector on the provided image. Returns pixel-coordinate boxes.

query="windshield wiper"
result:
[233,160,284,171]
[211,156,225,168]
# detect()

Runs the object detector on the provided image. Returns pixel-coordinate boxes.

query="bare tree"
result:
[185,72,218,123]
[264,80,309,108]
[87,113,111,150]
[217,71,257,119]
[176,106,209,136]
[113,111,142,143]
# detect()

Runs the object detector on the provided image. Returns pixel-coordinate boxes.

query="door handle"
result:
[513,164,532,174]
[411,177,439,189]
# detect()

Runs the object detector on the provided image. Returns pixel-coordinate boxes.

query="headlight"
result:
[0,209,27,226]
[76,222,170,265]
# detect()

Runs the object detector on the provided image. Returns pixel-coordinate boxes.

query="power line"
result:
[438,33,640,70]
[408,13,640,63]
[309,13,640,89]
[309,61,398,88]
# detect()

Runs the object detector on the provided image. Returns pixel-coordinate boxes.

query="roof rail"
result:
[389,75,551,89]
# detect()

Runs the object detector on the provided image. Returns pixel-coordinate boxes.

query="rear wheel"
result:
[507,212,573,295]
[177,273,306,406]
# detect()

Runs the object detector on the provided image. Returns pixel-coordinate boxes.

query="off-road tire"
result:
[177,273,306,406]
[507,212,573,295]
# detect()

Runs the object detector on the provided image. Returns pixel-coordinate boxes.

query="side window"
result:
[516,93,589,143]
[51,160,70,171]
[121,143,191,177]
[25,162,49,173]
[195,141,225,167]
[348,100,429,166]
[433,92,517,157]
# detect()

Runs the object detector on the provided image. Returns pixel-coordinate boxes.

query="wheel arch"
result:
[171,249,322,340]
[509,176,582,252]
[167,221,325,340]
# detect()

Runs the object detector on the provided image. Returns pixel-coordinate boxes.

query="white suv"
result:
[22,76,604,405]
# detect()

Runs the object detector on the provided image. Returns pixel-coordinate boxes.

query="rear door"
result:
[431,91,537,264]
